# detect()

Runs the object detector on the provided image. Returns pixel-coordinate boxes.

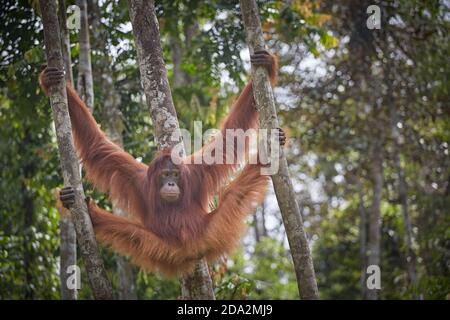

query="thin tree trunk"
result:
[20,131,36,299]
[169,20,199,88]
[22,171,35,299]
[253,201,268,242]
[390,108,419,297]
[395,152,418,291]
[87,0,138,299]
[170,36,185,88]
[39,0,113,300]
[58,0,73,84]
[127,0,215,299]
[260,200,268,237]
[367,139,383,300]
[239,0,319,300]
[79,0,137,299]
[384,50,419,297]
[102,86,138,300]
[102,79,138,300]
[111,207,138,299]
[76,0,94,111]
[358,189,367,299]
[57,0,77,300]
[253,212,261,243]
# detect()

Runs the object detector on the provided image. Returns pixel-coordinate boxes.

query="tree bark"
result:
[367,138,383,300]
[358,189,367,299]
[389,104,419,298]
[39,0,113,300]
[239,0,319,300]
[20,131,36,299]
[169,36,185,88]
[57,0,78,301]
[253,212,261,243]
[260,200,268,237]
[127,0,181,149]
[102,75,138,300]
[76,0,94,111]
[169,20,199,88]
[58,0,74,84]
[395,151,418,292]
[116,254,137,299]
[253,201,268,242]
[87,0,138,299]
[127,0,215,299]
[101,80,138,300]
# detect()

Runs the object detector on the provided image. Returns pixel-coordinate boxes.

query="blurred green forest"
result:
[0,0,448,299]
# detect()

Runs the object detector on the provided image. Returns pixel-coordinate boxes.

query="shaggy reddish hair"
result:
[40,54,278,276]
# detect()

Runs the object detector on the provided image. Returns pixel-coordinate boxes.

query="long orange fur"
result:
[40,54,278,277]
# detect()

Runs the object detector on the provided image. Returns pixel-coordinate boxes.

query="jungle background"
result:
[0,0,448,299]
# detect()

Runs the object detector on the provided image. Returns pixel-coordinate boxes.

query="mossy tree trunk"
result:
[57,0,77,301]
[39,0,113,300]
[239,0,319,300]
[127,0,215,299]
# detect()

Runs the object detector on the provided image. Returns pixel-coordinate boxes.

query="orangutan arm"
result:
[39,68,148,219]
[184,51,278,193]
[201,164,269,261]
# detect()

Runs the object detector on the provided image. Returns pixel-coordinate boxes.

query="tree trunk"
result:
[169,20,199,88]
[39,0,113,300]
[253,212,261,243]
[170,36,185,88]
[102,75,138,300]
[57,0,77,300]
[367,139,383,300]
[260,200,268,237]
[58,0,74,84]
[127,0,215,299]
[385,52,419,298]
[239,0,319,300]
[253,201,268,242]
[116,254,137,299]
[76,0,94,111]
[390,106,419,298]
[102,84,138,301]
[358,189,367,299]
[20,131,36,299]
[395,152,418,293]
[87,0,138,300]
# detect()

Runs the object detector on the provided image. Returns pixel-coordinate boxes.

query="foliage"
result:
[0,0,448,300]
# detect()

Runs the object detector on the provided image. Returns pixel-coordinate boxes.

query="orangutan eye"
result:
[173,172,179,178]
